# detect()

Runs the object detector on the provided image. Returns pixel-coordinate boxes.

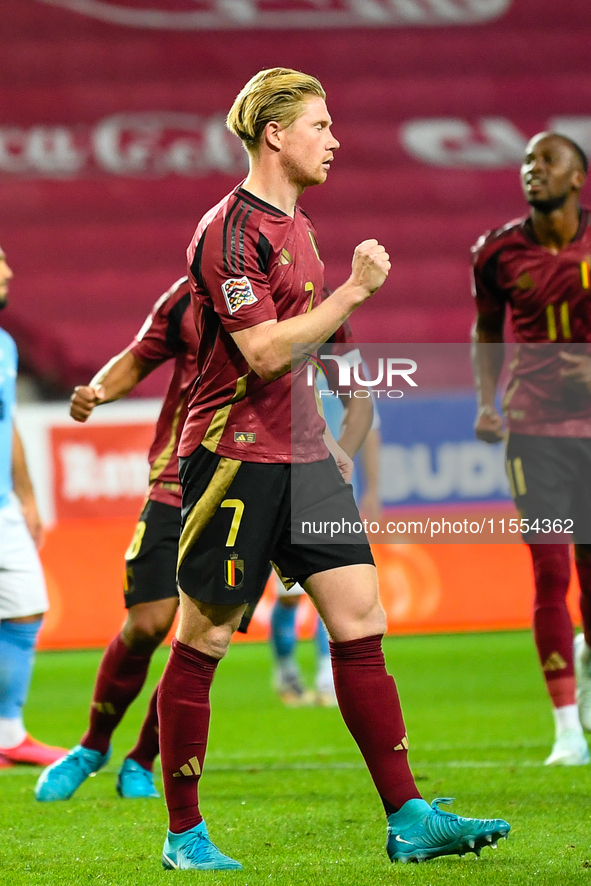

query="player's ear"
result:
[264,120,283,153]
[572,168,586,192]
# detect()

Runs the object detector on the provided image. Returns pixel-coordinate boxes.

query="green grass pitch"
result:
[2,631,591,885]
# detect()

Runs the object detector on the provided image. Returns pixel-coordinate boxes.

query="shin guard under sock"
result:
[81,633,152,755]
[158,638,219,833]
[330,634,422,814]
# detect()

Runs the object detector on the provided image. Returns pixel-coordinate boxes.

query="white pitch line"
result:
[1,758,549,777]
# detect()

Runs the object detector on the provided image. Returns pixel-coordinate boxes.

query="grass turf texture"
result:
[2,632,591,885]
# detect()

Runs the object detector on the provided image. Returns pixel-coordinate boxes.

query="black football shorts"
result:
[505,433,591,543]
[177,445,374,607]
[123,499,181,608]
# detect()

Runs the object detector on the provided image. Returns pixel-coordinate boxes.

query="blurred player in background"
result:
[156,66,510,872]
[35,276,197,800]
[472,131,591,765]
[0,246,67,767]
[358,423,383,523]
[270,362,380,708]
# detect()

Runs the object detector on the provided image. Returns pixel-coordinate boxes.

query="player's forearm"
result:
[89,349,152,402]
[472,352,503,407]
[11,425,37,508]
[324,424,354,483]
[337,394,373,457]
[234,282,369,382]
[12,425,43,546]
[71,350,156,422]
[360,429,382,497]
[471,323,504,407]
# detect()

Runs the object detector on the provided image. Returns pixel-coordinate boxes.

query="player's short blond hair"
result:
[226,67,326,153]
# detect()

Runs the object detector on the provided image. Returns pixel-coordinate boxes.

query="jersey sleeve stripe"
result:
[237,207,253,274]
[229,202,247,275]
[222,198,242,275]
[190,232,207,290]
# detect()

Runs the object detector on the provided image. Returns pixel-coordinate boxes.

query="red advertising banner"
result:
[28,405,581,650]
[50,423,154,519]
[37,519,582,650]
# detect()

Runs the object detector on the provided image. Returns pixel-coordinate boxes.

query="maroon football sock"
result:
[126,683,160,772]
[529,544,575,707]
[81,633,152,755]
[330,634,422,815]
[158,638,219,834]
[575,555,591,646]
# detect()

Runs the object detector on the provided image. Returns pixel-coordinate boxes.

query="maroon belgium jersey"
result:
[180,186,328,463]
[472,210,591,436]
[129,276,198,506]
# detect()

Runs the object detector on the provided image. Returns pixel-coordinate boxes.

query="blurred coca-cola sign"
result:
[36,0,511,29]
[0,112,247,179]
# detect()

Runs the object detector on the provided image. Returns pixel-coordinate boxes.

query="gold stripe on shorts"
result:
[512,456,527,496]
[177,457,242,570]
[271,560,296,592]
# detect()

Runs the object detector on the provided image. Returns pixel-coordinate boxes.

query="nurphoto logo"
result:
[304,352,418,399]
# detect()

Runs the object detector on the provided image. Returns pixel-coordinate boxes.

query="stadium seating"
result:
[2,0,591,394]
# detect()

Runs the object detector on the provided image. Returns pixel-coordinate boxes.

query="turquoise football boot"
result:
[35,744,111,801]
[387,797,510,863]
[117,758,160,798]
[162,820,242,871]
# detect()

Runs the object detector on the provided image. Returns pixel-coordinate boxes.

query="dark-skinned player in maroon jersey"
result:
[35,277,198,801]
[472,131,591,766]
[155,67,510,872]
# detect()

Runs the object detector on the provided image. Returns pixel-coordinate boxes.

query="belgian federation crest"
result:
[224,555,244,589]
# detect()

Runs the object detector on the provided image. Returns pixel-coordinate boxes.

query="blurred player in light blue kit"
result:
[270,347,382,706]
[0,245,67,767]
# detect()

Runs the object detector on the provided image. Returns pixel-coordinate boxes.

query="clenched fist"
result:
[474,404,504,443]
[351,239,391,296]
[70,384,106,422]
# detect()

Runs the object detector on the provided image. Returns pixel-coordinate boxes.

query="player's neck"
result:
[529,203,582,253]
[242,164,302,218]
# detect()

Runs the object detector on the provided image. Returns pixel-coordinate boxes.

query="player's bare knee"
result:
[122,611,172,652]
[326,599,386,643]
[360,602,387,637]
[122,621,163,654]
[349,598,386,638]
[201,629,234,660]
[177,594,245,658]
